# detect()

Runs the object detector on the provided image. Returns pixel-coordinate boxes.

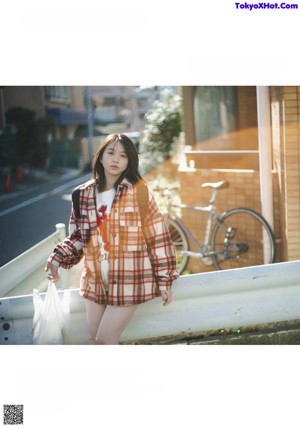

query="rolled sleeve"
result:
[143,193,179,289]
[48,209,84,269]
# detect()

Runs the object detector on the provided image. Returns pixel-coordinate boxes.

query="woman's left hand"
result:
[161,289,172,306]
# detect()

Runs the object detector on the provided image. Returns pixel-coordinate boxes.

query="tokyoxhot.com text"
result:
[235,2,298,9]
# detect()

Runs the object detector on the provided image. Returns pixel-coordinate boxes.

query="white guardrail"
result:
[0,255,300,344]
[0,223,68,298]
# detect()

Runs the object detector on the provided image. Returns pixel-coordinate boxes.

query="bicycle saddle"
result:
[201,180,230,190]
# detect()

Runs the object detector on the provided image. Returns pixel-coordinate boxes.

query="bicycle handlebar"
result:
[152,181,229,205]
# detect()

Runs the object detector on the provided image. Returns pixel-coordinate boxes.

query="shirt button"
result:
[112,280,117,285]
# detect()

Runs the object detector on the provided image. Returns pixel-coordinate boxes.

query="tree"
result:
[5,107,36,164]
[5,107,56,166]
[32,116,56,166]
[140,95,182,172]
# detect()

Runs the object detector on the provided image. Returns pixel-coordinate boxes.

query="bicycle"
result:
[153,180,276,274]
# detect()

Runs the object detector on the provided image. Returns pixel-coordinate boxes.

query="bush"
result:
[5,107,56,167]
[140,95,182,173]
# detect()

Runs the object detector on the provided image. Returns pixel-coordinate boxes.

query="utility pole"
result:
[0,87,6,128]
[85,86,94,169]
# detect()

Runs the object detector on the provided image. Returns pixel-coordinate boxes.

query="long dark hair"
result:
[92,133,143,192]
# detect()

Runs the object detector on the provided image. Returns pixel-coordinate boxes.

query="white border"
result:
[1,1,299,425]
[1,0,299,84]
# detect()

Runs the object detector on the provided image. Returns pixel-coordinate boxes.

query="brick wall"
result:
[179,167,263,273]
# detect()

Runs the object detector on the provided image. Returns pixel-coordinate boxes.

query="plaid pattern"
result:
[48,179,179,306]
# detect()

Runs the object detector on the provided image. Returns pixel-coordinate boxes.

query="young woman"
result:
[45,133,179,345]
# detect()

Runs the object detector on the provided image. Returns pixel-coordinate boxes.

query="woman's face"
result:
[101,140,129,181]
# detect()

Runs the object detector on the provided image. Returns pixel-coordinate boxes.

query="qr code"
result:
[3,405,24,425]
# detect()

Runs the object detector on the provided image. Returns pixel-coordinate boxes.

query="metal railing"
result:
[1,260,300,345]
[0,223,68,298]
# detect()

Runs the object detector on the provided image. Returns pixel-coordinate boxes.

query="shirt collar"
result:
[116,178,133,194]
[120,178,132,188]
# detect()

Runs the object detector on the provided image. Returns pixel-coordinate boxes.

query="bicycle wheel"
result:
[211,208,276,270]
[166,218,189,274]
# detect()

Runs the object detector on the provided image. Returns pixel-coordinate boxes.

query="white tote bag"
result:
[32,281,70,345]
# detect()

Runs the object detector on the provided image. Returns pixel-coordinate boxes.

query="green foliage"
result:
[5,107,56,167]
[34,116,56,136]
[5,106,36,126]
[32,116,56,166]
[140,95,182,173]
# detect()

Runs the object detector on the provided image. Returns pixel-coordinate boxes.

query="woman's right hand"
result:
[44,262,60,282]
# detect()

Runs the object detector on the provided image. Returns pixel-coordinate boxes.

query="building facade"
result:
[179,86,300,272]
[0,86,140,169]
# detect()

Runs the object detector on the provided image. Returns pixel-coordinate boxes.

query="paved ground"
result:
[0,166,85,207]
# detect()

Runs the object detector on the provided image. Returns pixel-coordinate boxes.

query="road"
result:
[0,173,91,267]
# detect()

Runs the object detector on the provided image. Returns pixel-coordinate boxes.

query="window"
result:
[44,86,70,104]
[194,87,237,143]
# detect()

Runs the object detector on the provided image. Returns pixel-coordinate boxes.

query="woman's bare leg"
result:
[84,299,107,343]
[95,305,138,345]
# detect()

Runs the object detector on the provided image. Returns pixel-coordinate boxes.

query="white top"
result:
[96,188,116,287]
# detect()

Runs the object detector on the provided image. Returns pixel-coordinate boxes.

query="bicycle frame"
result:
[167,201,221,259]
[157,182,276,270]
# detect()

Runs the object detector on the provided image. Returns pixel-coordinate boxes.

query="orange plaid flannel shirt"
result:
[48,178,179,306]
